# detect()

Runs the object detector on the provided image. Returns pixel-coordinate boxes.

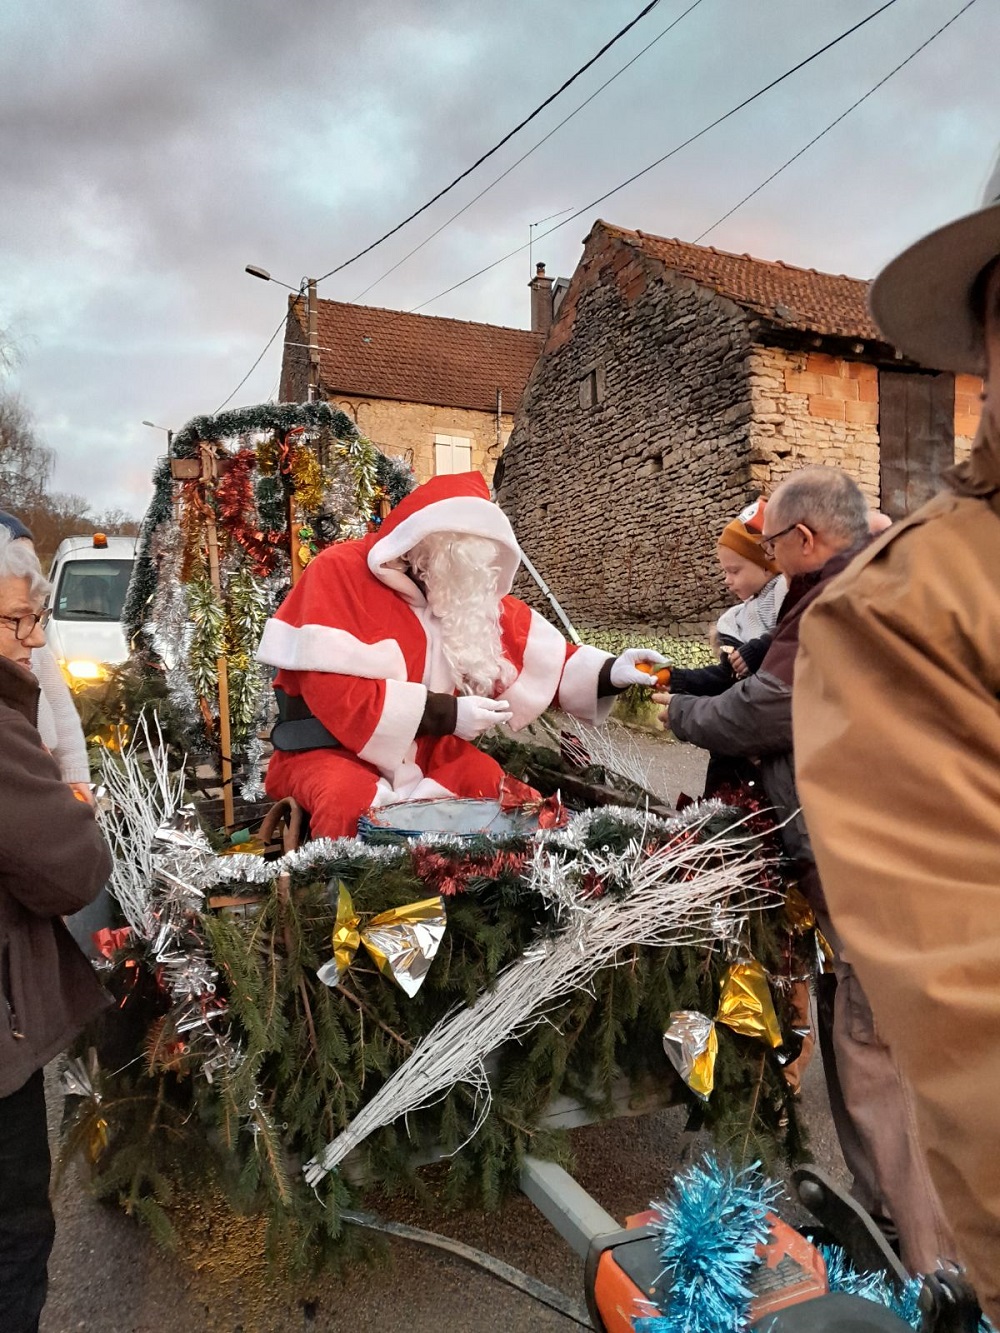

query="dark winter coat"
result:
[0,656,111,1097]
[667,548,862,906]
[667,633,771,697]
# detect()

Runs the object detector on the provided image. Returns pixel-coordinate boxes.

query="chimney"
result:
[529,262,554,335]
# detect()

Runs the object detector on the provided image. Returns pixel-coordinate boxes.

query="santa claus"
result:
[256,471,666,837]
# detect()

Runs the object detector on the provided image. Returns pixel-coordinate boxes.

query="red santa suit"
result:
[256,472,616,837]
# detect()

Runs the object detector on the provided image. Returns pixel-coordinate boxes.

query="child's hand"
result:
[730,649,749,679]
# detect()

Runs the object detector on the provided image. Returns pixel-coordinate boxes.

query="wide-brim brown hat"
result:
[869,149,1000,375]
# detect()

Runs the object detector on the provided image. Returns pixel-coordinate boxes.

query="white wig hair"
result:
[0,526,49,601]
[407,532,516,696]
[767,466,871,549]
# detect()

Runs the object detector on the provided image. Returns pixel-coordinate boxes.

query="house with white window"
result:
[279,272,552,484]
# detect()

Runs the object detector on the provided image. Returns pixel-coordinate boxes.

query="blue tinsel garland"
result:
[632,1153,965,1333]
[633,1156,780,1333]
[820,1245,922,1327]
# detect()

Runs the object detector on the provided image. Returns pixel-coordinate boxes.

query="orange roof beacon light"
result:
[93,532,109,549]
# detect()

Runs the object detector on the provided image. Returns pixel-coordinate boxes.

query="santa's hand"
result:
[454,695,513,740]
[610,648,670,689]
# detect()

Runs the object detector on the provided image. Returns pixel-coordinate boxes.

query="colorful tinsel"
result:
[215,449,285,576]
[633,1154,935,1333]
[187,576,226,706]
[634,1156,780,1333]
[819,1247,923,1327]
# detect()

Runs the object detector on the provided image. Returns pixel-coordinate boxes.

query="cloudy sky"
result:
[1,0,996,517]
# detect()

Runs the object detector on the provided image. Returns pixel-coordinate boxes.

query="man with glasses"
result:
[658,465,954,1276]
[0,526,111,1333]
[795,150,1000,1318]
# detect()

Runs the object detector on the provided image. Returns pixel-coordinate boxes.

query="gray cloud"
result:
[0,0,996,515]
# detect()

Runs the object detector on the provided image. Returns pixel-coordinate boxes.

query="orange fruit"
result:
[635,662,671,689]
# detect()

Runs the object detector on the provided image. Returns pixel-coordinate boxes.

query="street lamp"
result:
[244,265,303,294]
[142,419,173,447]
[245,263,320,402]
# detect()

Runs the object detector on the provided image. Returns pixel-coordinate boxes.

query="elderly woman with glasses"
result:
[0,510,92,805]
[0,526,111,1333]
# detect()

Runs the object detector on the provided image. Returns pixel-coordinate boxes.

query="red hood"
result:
[367,471,522,599]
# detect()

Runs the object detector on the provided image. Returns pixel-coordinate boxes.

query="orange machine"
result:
[586,1206,828,1332]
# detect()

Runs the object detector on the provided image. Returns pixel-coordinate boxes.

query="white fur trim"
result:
[256,618,408,680]
[372,775,455,808]
[369,497,522,596]
[357,679,428,772]
[557,644,616,725]
[499,610,565,730]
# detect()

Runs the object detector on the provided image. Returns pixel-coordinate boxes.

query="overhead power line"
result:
[314,0,665,285]
[351,0,705,304]
[401,0,901,318]
[214,307,289,414]
[693,0,980,243]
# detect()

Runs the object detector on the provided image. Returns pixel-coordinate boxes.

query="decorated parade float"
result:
[57,402,937,1328]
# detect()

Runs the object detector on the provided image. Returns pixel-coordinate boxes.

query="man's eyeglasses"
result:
[756,522,806,558]
[0,609,51,642]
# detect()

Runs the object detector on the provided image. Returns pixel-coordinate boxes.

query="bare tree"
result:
[91,506,141,537]
[25,492,97,565]
[0,393,53,513]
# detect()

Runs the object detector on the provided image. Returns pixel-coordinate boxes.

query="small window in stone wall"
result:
[579,363,606,408]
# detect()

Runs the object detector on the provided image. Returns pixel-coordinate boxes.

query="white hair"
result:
[0,526,49,601]
[406,532,516,696]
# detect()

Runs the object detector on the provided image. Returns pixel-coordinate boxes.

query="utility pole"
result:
[306,277,320,402]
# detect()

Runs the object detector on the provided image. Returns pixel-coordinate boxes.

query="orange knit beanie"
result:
[718,517,778,574]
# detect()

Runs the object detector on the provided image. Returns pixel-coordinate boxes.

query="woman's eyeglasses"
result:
[0,609,51,642]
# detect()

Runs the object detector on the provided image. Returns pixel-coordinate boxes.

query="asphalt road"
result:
[42,736,849,1333]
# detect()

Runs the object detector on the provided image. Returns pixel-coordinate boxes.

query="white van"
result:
[46,533,136,683]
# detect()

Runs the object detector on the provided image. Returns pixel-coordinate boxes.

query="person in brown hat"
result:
[794,149,1000,1317]
[666,505,786,792]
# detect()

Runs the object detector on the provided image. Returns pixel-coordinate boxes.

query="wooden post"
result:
[200,442,236,832]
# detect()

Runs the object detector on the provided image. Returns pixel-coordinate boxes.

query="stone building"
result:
[497,221,983,637]
[280,283,549,484]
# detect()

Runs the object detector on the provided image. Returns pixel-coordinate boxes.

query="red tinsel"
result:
[411,846,529,897]
[92,926,133,960]
[215,448,285,576]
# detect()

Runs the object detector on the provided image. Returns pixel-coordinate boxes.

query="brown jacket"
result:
[0,656,112,1098]
[794,482,1000,1319]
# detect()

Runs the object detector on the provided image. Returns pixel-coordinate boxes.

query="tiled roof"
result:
[293,297,544,414]
[600,221,880,342]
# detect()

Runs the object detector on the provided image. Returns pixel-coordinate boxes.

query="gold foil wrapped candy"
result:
[663,1010,718,1100]
[715,959,782,1048]
[317,882,447,998]
[783,884,816,934]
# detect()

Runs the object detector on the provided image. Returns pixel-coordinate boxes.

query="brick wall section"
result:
[955,372,983,463]
[747,347,881,502]
[498,230,757,636]
[329,395,511,484]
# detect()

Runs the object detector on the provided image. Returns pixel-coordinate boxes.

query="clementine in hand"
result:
[635,661,672,689]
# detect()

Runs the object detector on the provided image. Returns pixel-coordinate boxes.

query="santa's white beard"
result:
[407,534,516,696]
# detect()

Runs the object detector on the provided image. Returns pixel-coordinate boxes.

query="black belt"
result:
[271,688,341,753]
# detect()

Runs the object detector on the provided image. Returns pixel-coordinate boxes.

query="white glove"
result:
[454,695,513,741]
[609,647,671,689]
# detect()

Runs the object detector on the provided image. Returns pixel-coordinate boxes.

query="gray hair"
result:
[0,526,49,601]
[767,467,871,550]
